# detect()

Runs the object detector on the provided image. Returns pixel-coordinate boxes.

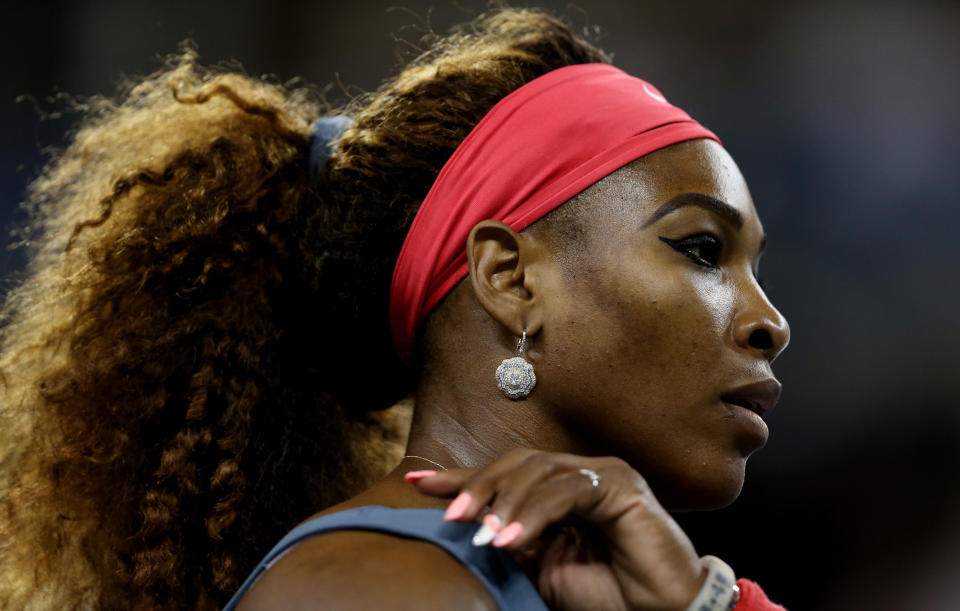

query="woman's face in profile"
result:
[532,139,790,511]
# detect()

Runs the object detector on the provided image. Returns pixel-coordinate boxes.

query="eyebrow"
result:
[641,192,745,230]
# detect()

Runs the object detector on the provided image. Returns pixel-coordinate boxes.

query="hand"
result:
[406,449,705,611]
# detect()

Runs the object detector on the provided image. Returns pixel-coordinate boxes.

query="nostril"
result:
[748,328,773,351]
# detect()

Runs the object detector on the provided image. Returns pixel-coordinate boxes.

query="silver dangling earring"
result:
[495,330,537,400]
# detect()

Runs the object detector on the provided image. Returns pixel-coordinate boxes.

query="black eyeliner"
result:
[658,234,721,268]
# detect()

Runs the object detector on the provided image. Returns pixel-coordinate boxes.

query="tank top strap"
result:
[222,505,548,610]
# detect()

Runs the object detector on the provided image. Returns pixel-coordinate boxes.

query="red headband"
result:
[389,63,720,363]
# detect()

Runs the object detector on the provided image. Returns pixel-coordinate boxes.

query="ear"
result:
[466,220,546,338]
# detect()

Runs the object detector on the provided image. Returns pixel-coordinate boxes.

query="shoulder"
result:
[235,529,498,611]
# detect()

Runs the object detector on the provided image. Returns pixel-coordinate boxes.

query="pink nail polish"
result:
[403,470,437,483]
[444,492,473,521]
[482,513,503,532]
[492,521,523,547]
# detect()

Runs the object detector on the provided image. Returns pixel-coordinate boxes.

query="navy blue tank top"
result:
[222,506,548,610]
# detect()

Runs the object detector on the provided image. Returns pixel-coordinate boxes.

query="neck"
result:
[336,365,549,513]
[403,352,568,470]
[398,285,575,471]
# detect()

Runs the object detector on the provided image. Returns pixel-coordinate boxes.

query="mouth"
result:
[720,378,782,419]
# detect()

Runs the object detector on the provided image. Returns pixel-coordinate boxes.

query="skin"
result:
[238,139,790,610]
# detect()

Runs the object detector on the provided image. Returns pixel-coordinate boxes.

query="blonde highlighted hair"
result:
[0,9,608,609]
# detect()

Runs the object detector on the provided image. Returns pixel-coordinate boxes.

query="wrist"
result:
[683,555,740,611]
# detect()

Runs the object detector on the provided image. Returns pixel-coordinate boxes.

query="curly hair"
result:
[0,8,609,609]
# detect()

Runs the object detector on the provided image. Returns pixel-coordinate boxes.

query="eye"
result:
[659,234,723,268]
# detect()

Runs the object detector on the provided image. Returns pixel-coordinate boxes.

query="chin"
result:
[653,458,747,512]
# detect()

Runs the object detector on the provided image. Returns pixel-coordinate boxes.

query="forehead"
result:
[579,139,758,228]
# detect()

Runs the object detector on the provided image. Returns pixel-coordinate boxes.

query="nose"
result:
[732,288,790,362]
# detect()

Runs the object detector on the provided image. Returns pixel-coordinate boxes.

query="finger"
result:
[487,469,601,550]
[404,448,539,522]
[482,452,591,530]
[437,448,543,523]
[490,459,643,550]
[469,453,609,545]
[404,468,473,497]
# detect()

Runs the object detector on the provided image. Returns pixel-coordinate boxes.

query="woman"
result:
[0,8,787,610]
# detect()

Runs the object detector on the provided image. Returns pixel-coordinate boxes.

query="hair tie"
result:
[309,115,354,176]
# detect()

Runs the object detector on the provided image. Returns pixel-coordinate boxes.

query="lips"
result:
[720,378,782,419]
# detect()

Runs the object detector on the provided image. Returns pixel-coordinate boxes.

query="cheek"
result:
[538,256,736,409]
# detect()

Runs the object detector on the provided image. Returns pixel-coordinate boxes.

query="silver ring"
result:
[578,468,601,508]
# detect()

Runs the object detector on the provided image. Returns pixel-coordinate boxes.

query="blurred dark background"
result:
[2,1,957,608]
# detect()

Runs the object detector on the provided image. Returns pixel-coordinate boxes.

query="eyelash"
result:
[658,234,769,290]
[659,233,723,268]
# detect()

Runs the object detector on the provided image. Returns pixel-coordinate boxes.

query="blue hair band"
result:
[309,115,355,176]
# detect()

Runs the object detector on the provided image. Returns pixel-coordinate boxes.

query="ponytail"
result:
[0,9,608,609]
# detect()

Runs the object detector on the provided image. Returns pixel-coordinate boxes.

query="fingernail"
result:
[492,521,523,547]
[443,492,472,521]
[472,515,502,546]
[403,470,437,483]
[482,513,503,531]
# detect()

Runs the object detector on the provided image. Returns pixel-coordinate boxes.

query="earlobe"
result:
[466,220,544,337]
